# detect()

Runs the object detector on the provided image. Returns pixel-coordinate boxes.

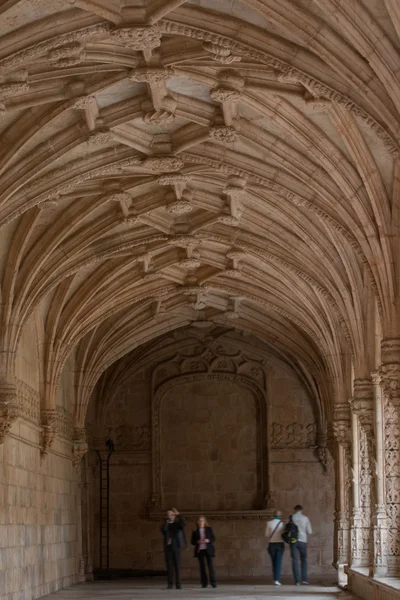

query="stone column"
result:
[332,403,352,571]
[80,454,93,580]
[371,372,388,577]
[350,410,364,567]
[350,378,375,572]
[381,338,400,575]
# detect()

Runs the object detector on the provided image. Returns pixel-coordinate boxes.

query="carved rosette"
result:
[40,408,58,456]
[0,380,19,444]
[110,26,162,51]
[72,427,88,467]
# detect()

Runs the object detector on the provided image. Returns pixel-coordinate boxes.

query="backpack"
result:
[282,516,298,544]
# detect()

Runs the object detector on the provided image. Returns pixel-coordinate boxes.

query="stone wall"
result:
[0,315,81,600]
[90,332,335,580]
[161,380,258,511]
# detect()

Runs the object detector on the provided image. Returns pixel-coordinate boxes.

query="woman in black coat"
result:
[191,515,217,588]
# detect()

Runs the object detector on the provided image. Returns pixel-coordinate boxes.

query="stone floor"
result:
[44,579,355,599]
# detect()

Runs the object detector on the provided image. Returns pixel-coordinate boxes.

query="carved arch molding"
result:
[148,343,269,517]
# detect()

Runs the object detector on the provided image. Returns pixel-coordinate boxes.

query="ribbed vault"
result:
[0,0,398,449]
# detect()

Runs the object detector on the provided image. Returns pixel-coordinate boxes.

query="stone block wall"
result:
[0,423,81,600]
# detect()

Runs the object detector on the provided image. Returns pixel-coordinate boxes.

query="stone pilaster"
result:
[333,403,352,567]
[0,378,18,443]
[381,338,400,574]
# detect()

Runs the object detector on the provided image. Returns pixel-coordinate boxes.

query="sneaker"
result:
[296,582,301,585]
[274,581,281,586]
[302,581,309,585]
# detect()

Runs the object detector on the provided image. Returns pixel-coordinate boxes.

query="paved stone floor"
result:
[44,579,355,599]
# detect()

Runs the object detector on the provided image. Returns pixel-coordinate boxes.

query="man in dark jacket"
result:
[161,507,186,589]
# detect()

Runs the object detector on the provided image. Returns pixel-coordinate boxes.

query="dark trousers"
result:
[268,542,284,582]
[197,550,216,587]
[165,546,181,588]
[291,541,307,583]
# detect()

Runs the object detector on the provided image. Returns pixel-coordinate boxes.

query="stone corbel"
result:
[0,379,18,444]
[72,427,88,467]
[40,408,58,457]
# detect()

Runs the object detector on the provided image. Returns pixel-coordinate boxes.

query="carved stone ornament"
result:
[110,26,162,51]
[141,156,184,173]
[202,42,241,64]
[40,408,58,455]
[0,81,29,101]
[209,126,238,145]
[72,427,88,467]
[271,422,316,449]
[380,338,400,404]
[0,380,19,444]
[131,67,172,84]
[158,174,191,186]
[210,87,242,103]
[351,378,374,431]
[217,215,240,227]
[179,258,201,269]
[143,109,176,125]
[166,200,193,215]
[332,403,351,448]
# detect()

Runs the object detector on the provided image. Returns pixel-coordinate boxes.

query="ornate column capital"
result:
[72,427,88,467]
[333,403,351,449]
[350,378,374,432]
[380,338,400,405]
[0,379,19,444]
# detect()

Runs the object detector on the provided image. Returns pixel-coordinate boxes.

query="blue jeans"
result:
[291,541,307,583]
[268,542,284,582]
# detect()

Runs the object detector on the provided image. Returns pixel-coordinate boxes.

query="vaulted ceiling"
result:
[0,0,399,427]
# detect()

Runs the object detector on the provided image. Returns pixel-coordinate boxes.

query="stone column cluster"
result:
[334,338,400,578]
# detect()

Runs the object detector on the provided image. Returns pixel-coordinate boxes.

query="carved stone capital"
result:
[350,378,374,431]
[0,380,18,443]
[332,403,351,448]
[380,338,400,404]
[40,408,58,455]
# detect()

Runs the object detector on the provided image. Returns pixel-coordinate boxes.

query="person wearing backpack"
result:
[265,510,285,586]
[290,504,312,585]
